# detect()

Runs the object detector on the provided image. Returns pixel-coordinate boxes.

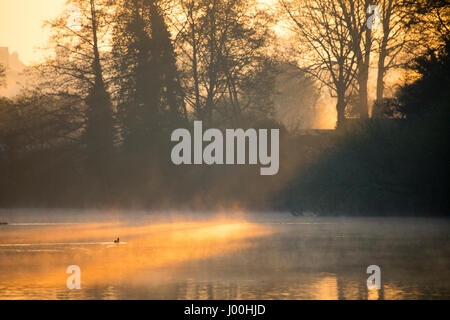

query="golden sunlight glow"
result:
[0,0,66,65]
[0,219,273,298]
[311,276,339,300]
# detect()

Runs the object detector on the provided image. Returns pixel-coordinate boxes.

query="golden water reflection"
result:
[0,216,449,300]
[0,220,271,297]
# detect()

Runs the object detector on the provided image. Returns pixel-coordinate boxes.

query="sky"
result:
[0,0,335,128]
[0,0,278,66]
[0,0,67,65]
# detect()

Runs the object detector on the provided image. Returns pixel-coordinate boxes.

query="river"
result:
[0,209,449,299]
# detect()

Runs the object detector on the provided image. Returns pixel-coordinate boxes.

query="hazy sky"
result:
[0,0,66,65]
[0,0,276,66]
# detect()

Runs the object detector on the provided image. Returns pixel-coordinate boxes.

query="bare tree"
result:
[38,0,115,177]
[281,0,358,128]
[374,0,449,104]
[173,0,270,126]
[336,0,373,119]
[375,0,412,102]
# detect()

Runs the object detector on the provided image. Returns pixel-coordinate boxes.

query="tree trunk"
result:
[358,70,369,119]
[377,0,392,103]
[85,0,114,186]
[359,8,372,120]
[336,90,347,129]
[376,52,386,102]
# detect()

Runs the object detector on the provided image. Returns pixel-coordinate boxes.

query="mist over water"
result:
[0,209,449,300]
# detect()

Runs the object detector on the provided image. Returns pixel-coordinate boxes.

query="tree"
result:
[112,0,186,153]
[398,38,450,118]
[376,0,450,107]
[336,0,373,120]
[0,90,88,207]
[281,0,358,128]
[40,0,115,181]
[373,0,417,103]
[174,0,270,126]
[0,91,83,155]
[401,0,449,47]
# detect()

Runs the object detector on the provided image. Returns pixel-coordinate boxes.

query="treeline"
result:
[0,0,448,214]
[277,0,450,216]
[0,0,299,208]
[279,38,450,216]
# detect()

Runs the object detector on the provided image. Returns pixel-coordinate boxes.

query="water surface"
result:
[0,209,449,299]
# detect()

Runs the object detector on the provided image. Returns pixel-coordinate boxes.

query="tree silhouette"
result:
[281,0,359,128]
[402,0,449,46]
[41,0,115,183]
[113,0,186,154]
[336,0,373,120]
[174,0,270,126]
[374,0,409,102]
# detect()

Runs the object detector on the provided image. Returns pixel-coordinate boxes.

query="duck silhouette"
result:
[114,237,120,244]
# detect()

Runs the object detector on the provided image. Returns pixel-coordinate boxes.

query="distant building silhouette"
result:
[0,46,26,97]
[0,47,10,67]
